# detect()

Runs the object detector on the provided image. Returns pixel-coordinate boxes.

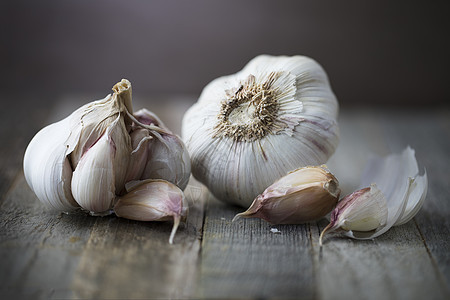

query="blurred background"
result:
[2,0,450,109]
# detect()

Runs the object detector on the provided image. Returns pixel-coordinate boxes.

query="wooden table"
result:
[1,96,449,299]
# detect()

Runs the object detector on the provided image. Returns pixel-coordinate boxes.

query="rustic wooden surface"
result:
[0,96,449,300]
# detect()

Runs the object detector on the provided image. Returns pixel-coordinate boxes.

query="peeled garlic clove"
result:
[141,132,191,190]
[23,118,79,211]
[182,55,339,207]
[113,179,188,244]
[71,116,130,213]
[319,184,388,245]
[233,166,340,224]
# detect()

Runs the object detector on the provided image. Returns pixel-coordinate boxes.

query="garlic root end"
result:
[169,215,181,244]
[232,211,253,222]
[232,213,242,222]
[319,222,335,247]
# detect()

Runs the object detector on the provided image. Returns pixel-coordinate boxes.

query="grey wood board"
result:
[0,175,203,299]
[198,193,315,299]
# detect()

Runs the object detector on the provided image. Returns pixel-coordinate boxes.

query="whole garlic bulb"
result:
[182,55,339,207]
[24,79,191,214]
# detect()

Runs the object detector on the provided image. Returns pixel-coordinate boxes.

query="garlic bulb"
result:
[24,79,191,216]
[319,146,427,245]
[182,55,339,207]
[233,166,340,224]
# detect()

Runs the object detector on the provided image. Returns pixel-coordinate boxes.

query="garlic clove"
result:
[141,132,191,190]
[125,108,191,190]
[319,184,388,246]
[71,116,130,213]
[113,179,188,244]
[124,128,153,184]
[134,108,169,131]
[233,166,340,224]
[23,118,79,211]
[319,146,427,245]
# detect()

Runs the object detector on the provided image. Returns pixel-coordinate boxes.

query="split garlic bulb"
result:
[182,55,339,207]
[24,79,191,216]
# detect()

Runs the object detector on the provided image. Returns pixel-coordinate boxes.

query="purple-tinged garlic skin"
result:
[319,184,387,246]
[233,166,340,224]
[114,179,188,244]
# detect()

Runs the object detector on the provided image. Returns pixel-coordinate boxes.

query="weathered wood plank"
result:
[71,181,204,299]
[0,175,95,299]
[198,193,315,299]
[311,220,448,300]
[0,174,204,299]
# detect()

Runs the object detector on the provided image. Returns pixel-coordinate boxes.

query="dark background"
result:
[2,0,449,108]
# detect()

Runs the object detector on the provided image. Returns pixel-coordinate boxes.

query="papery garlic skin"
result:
[114,179,188,244]
[360,146,428,229]
[182,55,339,207]
[23,118,78,211]
[233,166,340,224]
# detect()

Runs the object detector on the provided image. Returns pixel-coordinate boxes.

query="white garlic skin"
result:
[182,55,339,207]
[23,118,79,211]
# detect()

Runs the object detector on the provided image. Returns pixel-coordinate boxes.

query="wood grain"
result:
[198,193,315,299]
